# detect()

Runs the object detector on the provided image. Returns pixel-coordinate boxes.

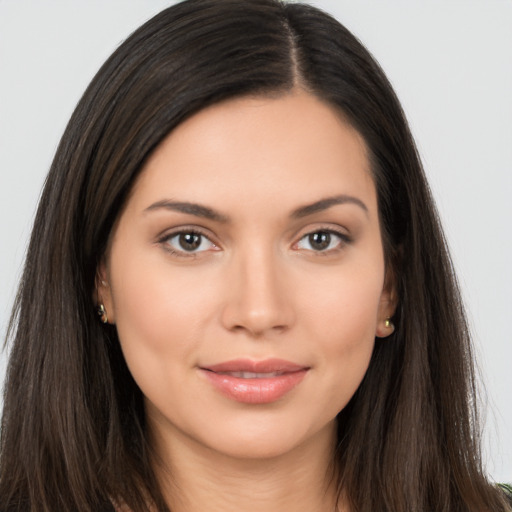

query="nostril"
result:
[229,322,289,337]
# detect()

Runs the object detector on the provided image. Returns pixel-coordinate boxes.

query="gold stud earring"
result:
[97,304,108,324]
[385,318,394,333]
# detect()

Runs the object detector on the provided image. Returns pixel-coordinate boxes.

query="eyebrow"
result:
[144,200,230,223]
[144,194,368,223]
[291,195,368,218]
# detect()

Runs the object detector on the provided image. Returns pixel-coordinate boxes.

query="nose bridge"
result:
[221,242,293,336]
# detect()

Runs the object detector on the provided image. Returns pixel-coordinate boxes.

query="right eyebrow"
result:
[143,200,230,223]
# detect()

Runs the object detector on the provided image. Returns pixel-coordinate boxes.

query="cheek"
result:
[299,262,384,342]
[107,247,220,385]
[296,261,383,408]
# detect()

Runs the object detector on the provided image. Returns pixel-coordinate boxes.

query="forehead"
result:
[127,90,377,219]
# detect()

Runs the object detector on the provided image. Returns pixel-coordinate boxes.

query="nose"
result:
[220,246,295,337]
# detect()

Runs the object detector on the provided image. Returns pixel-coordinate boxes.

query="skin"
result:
[98,89,395,512]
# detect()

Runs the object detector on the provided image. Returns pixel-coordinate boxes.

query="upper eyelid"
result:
[157,225,216,242]
[297,230,349,244]
[294,224,351,241]
[158,229,218,257]
[292,225,353,251]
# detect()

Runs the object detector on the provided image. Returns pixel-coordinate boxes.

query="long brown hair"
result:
[1,1,509,511]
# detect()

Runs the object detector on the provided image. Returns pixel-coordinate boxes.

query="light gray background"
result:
[1,0,511,482]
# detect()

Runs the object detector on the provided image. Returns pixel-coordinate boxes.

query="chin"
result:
[198,416,337,462]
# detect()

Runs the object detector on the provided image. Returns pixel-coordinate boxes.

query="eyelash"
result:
[157,227,351,257]
[294,228,351,255]
[157,228,218,258]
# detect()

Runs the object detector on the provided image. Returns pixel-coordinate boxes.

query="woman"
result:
[0,0,510,510]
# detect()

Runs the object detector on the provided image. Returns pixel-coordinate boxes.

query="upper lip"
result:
[201,358,309,374]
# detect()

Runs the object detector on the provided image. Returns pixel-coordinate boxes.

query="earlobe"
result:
[96,303,109,324]
[376,317,395,338]
[95,262,115,324]
[375,270,398,338]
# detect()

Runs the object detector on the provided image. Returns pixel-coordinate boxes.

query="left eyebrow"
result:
[290,194,369,218]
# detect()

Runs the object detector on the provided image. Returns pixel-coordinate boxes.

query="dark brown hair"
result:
[1,0,509,511]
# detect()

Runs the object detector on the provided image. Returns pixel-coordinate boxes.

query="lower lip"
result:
[200,369,308,404]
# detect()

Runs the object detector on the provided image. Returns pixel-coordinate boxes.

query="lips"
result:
[216,371,285,378]
[199,358,309,404]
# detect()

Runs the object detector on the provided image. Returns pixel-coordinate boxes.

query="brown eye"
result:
[308,231,331,251]
[296,229,348,253]
[163,231,216,254]
[178,233,202,251]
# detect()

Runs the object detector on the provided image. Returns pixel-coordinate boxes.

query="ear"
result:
[375,268,398,338]
[95,259,115,324]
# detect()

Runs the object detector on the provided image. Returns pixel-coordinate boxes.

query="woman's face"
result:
[99,90,395,461]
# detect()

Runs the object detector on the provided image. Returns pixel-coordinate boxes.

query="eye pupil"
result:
[309,231,330,250]
[179,233,201,251]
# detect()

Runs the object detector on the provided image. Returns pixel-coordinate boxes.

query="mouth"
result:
[199,358,310,404]
[215,371,288,378]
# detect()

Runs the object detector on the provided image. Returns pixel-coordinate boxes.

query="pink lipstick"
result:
[199,358,309,404]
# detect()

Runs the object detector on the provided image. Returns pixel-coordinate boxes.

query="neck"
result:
[149,421,345,512]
